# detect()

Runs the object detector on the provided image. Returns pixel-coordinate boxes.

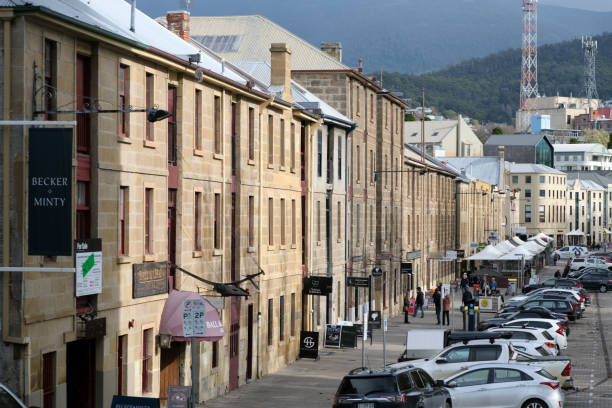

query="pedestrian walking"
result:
[433,288,442,324]
[490,277,497,295]
[403,291,411,324]
[442,294,451,326]
[460,272,469,294]
[462,288,473,307]
[413,287,425,318]
[554,269,561,278]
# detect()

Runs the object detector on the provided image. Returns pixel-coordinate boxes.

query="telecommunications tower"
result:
[582,36,598,114]
[519,0,538,131]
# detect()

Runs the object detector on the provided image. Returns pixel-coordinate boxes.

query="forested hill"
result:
[381,33,612,125]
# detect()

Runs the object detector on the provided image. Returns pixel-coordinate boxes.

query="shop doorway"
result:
[229,297,240,390]
[160,343,182,403]
[66,339,96,408]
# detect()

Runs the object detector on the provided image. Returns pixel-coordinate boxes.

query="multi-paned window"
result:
[119,187,128,255]
[248,107,255,160]
[280,119,286,167]
[281,198,286,245]
[214,95,221,154]
[142,328,153,394]
[248,196,255,247]
[194,191,201,251]
[214,193,221,249]
[44,39,57,120]
[145,73,154,141]
[195,89,202,150]
[268,115,274,164]
[144,188,153,254]
[268,198,274,245]
[119,64,129,137]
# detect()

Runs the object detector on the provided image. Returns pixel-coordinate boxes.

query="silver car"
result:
[442,363,564,408]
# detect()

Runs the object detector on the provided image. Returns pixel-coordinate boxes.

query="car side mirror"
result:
[435,357,448,364]
[446,381,457,388]
[435,380,445,387]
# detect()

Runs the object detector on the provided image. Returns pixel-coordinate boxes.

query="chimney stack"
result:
[497,145,505,162]
[166,11,190,42]
[270,43,292,102]
[320,42,342,62]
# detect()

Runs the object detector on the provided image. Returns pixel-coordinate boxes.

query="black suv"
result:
[522,278,580,293]
[333,367,450,408]
[577,269,612,292]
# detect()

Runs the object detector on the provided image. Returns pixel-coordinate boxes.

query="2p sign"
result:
[182,299,207,338]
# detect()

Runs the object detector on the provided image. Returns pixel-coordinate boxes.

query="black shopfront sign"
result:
[133,262,168,298]
[28,128,73,256]
[401,262,413,275]
[347,277,370,287]
[111,396,160,408]
[303,276,333,296]
[299,331,319,359]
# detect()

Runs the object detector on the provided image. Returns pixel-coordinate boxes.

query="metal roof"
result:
[182,15,349,71]
[504,162,565,175]
[566,172,612,187]
[553,143,609,153]
[233,61,354,128]
[441,157,504,187]
[404,121,456,143]
[568,179,605,191]
[485,134,549,147]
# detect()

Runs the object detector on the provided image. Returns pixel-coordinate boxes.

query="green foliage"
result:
[584,129,611,145]
[492,127,504,135]
[379,33,612,124]
[405,113,416,121]
[569,138,579,144]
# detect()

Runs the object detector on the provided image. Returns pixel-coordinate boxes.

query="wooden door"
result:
[168,189,177,289]
[246,304,253,379]
[160,344,181,403]
[229,297,240,390]
[67,339,96,408]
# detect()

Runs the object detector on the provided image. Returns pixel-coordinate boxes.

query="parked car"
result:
[332,366,451,408]
[554,245,587,260]
[569,257,612,271]
[502,299,578,321]
[391,341,573,389]
[486,327,558,356]
[500,318,568,350]
[0,383,32,408]
[441,363,564,408]
[504,292,582,317]
[576,269,612,292]
[497,307,570,330]
[522,278,580,293]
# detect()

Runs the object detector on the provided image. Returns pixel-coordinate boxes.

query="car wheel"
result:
[600,285,608,293]
[522,398,548,408]
[445,401,452,408]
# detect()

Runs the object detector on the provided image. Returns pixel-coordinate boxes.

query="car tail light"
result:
[577,284,583,288]
[540,381,560,390]
[382,394,406,403]
[561,362,571,376]
[556,323,564,335]
[545,342,556,349]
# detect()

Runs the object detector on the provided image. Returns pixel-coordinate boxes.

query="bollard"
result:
[462,307,467,331]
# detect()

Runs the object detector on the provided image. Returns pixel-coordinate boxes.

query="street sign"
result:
[441,283,451,298]
[369,311,381,329]
[487,231,499,242]
[470,243,478,248]
[347,277,370,287]
[383,315,388,332]
[75,239,102,297]
[363,304,369,341]
[299,331,319,359]
[400,262,413,275]
[371,267,383,277]
[303,276,333,295]
[182,299,207,337]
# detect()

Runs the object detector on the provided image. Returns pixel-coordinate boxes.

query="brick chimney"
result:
[166,11,190,42]
[497,145,505,162]
[320,42,342,62]
[270,43,292,102]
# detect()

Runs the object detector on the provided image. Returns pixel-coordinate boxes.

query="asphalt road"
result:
[200,264,612,407]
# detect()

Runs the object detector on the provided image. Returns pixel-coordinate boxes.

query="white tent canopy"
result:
[494,240,516,254]
[522,240,546,255]
[465,245,503,261]
[499,245,535,261]
[511,236,526,246]
[566,229,585,236]
[528,233,553,242]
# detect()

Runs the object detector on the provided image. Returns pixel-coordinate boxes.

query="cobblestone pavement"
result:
[200,264,612,407]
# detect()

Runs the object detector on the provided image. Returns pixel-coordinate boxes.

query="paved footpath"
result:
[200,265,612,407]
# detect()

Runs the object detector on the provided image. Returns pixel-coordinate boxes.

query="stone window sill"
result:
[212,249,223,256]
[143,140,157,149]
[280,165,287,172]
[193,149,204,157]
[144,254,156,262]
[117,136,131,144]
[247,246,256,253]
[267,164,275,170]
[117,255,132,264]
[248,159,255,166]
[213,153,223,161]
[192,250,203,258]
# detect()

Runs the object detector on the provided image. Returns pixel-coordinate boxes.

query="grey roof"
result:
[181,15,349,71]
[505,162,565,175]
[485,134,549,147]
[404,144,460,177]
[234,61,354,128]
[404,121,456,143]
[568,179,605,191]
[441,157,504,187]
[566,171,612,187]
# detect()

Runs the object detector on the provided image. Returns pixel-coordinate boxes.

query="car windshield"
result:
[337,376,397,396]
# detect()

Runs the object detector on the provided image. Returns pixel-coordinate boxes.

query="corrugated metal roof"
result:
[505,162,565,175]
[233,61,353,128]
[568,179,605,191]
[553,143,608,153]
[441,157,503,187]
[485,134,548,146]
[567,172,612,187]
[5,0,255,88]
[183,15,349,71]
[404,121,456,143]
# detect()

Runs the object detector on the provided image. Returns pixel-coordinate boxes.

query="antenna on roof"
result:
[181,0,191,11]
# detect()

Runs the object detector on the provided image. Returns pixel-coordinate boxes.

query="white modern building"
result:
[553,143,612,171]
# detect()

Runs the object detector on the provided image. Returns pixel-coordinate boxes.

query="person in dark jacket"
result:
[403,291,411,324]
[462,288,473,306]
[433,288,442,324]
[554,269,561,278]
[460,273,469,294]
[413,287,425,318]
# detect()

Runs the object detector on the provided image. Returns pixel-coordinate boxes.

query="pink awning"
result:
[159,290,224,342]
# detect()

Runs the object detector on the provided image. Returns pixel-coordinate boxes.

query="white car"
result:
[500,318,568,350]
[569,257,611,271]
[443,363,564,408]
[554,245,587,259]
[487,328,558,356]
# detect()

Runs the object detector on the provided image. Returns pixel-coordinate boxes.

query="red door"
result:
[229,297,240,390]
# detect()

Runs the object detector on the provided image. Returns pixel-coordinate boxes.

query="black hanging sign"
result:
[303,276,333,296]
[371,267,383,277]
[368,311,382,329]
[347,277,370,287]
[28,127,73,256]
[299,331,319,359]
[401,262,413,275]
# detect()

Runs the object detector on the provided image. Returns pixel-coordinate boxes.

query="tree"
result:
[405,113,416,121]
[569,138,579,144]
[584,129,610,145]
[492,127,504,135]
